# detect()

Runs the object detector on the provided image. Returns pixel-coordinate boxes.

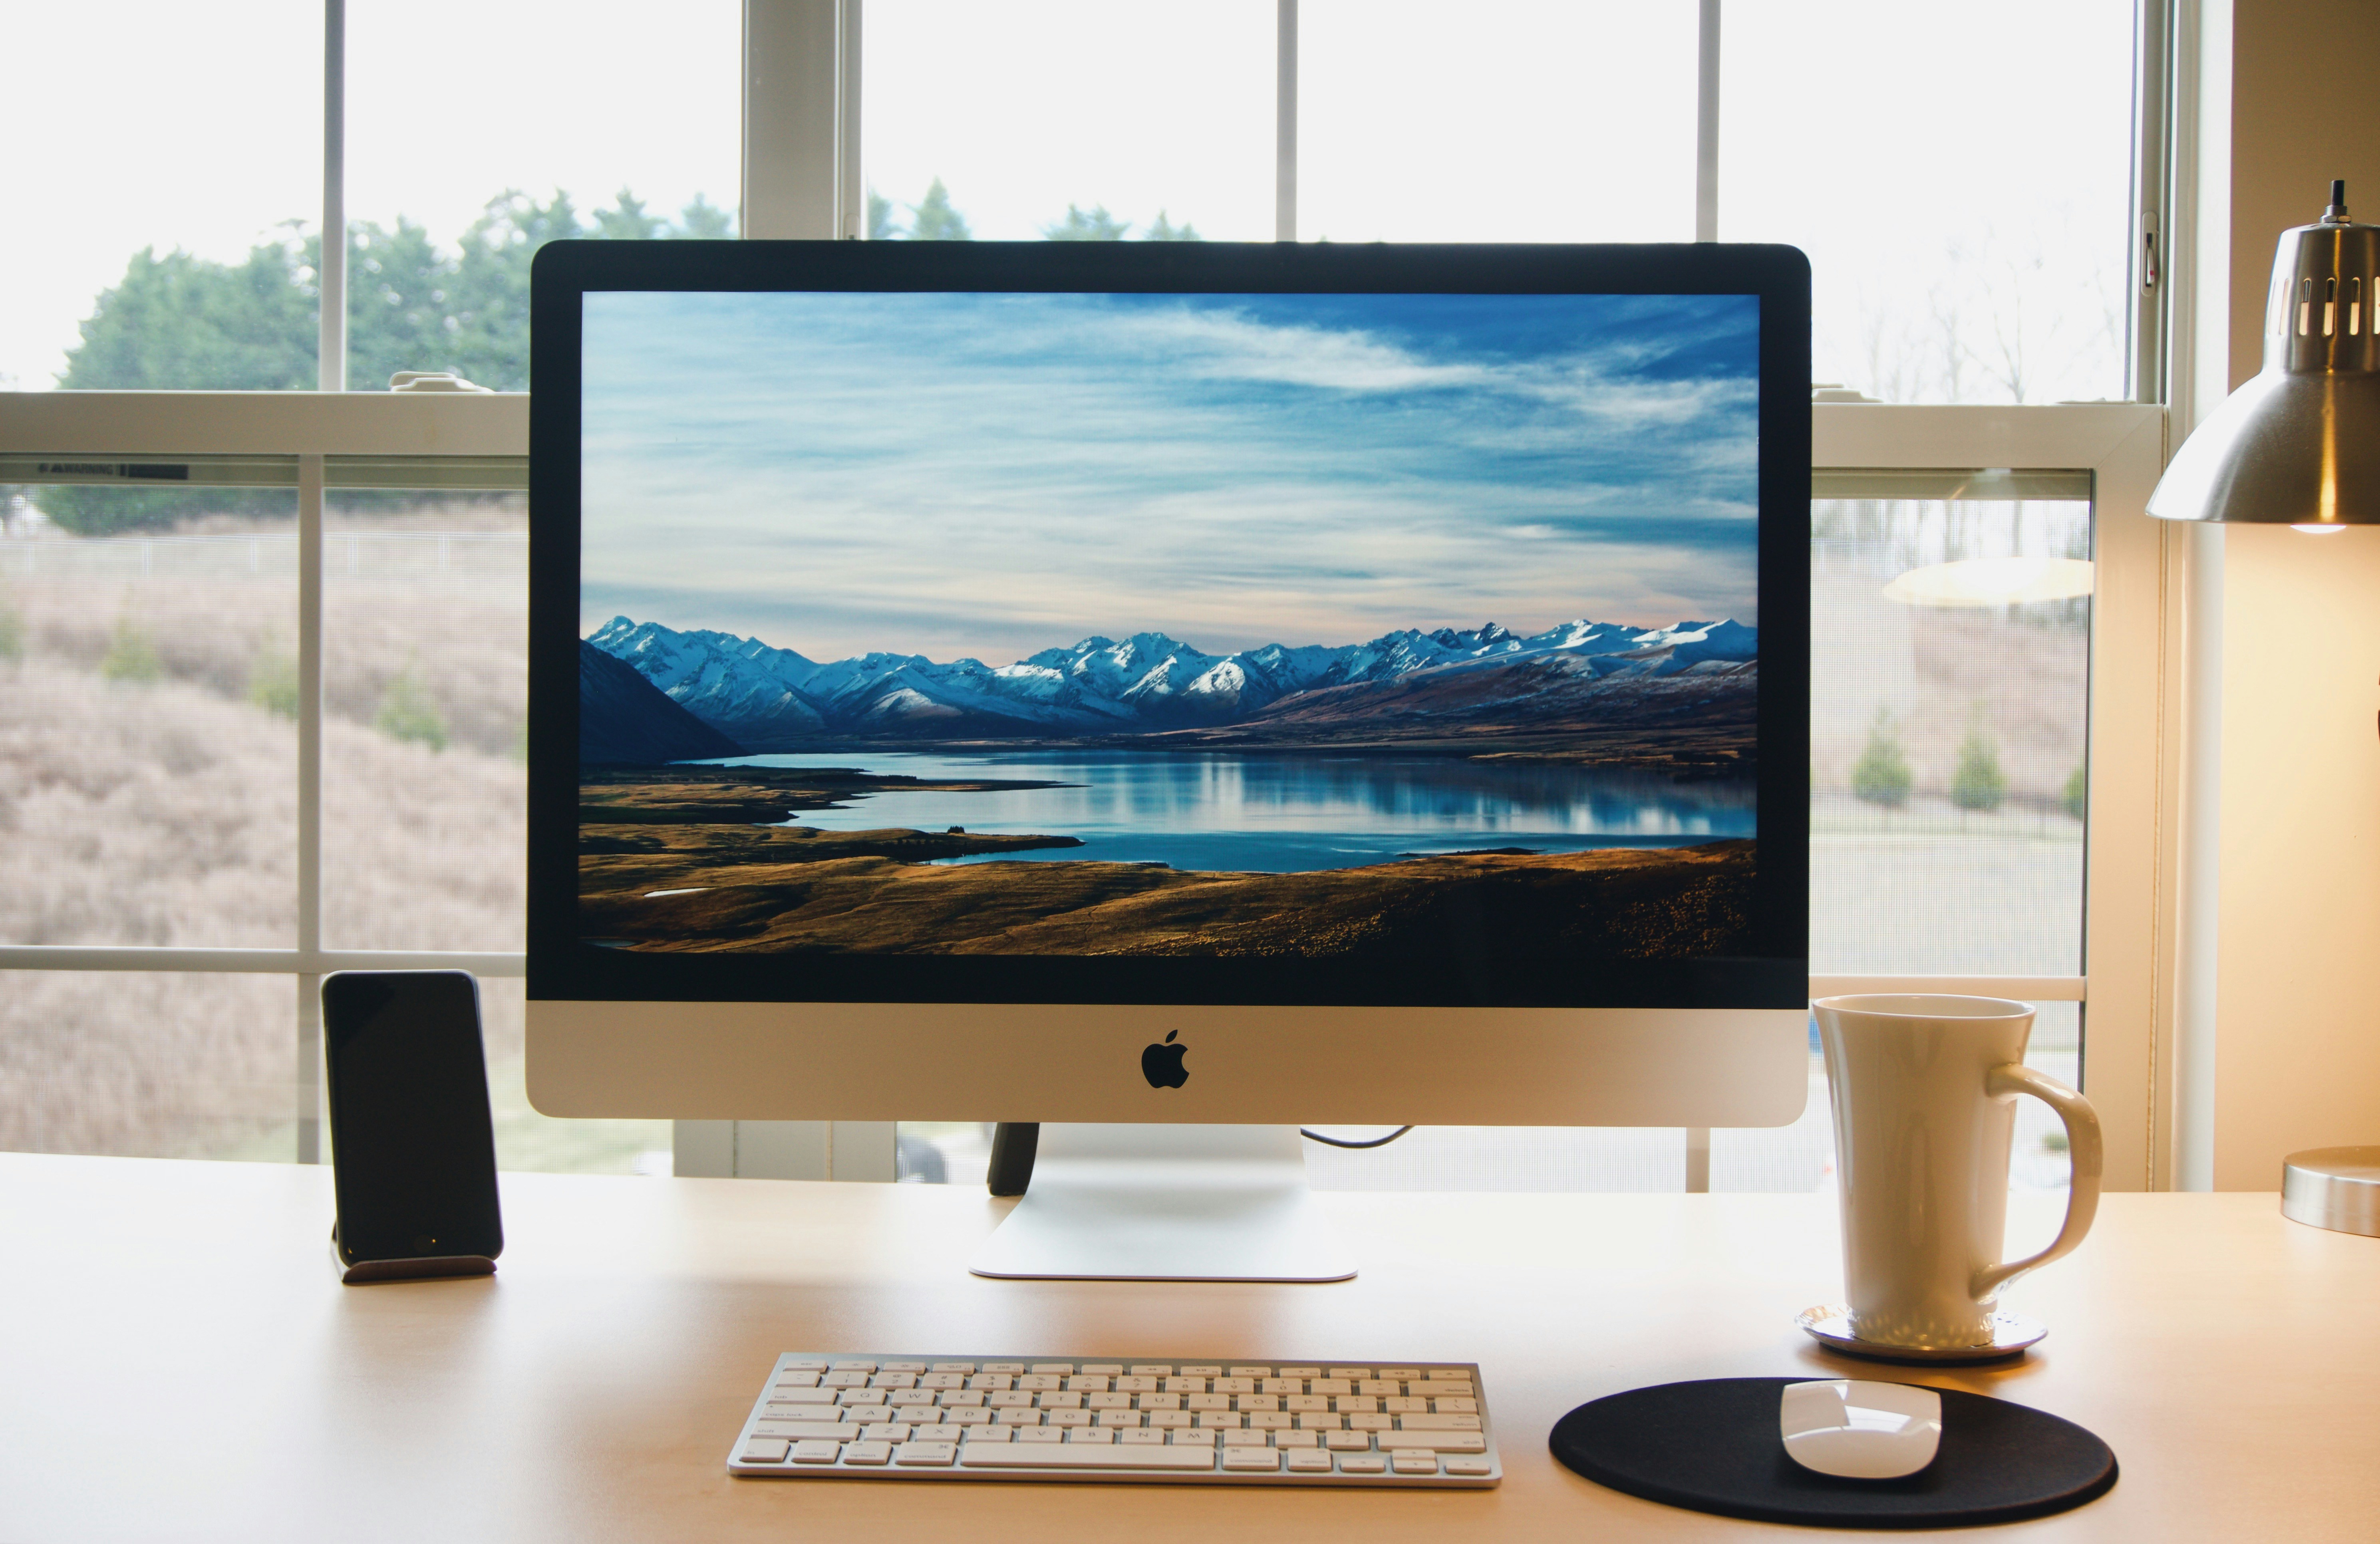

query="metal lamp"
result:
[2152,182,2380,1234]
[2149,181,2380,533]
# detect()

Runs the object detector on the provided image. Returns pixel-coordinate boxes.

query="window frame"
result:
[0,0,2184,1190]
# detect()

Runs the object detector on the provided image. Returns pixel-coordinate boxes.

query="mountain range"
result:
[584,613,1757,755]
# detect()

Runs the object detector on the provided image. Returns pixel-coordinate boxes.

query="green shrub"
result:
[0,595,21,665]
[373,660,447,750]
[100,617,162,683]
[1850,708,1913,808]
[246,633,300,720]
[1950,730,2007,812]
[2063,762,2087,821]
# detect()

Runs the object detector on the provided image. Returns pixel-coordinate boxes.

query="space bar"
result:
[959,1445,1218,1471]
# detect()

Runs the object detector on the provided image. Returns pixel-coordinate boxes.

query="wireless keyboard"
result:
[728,1354,1501,1487]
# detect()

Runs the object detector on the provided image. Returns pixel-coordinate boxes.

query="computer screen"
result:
[527,242,1809,1131]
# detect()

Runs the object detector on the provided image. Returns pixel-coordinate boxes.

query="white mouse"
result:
[1779,1379,1943,1480]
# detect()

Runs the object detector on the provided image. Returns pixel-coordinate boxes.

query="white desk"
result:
[1,1153,2373,1541]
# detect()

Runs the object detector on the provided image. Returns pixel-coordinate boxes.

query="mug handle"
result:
[1971,1062,2104,1302]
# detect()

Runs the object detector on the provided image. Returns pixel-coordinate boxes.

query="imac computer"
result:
[526,240,1811,1281]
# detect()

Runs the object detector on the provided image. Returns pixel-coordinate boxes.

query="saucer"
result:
[1796,1305,2047,1363]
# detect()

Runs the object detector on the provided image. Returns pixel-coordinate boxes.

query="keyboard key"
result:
[1171,1430,1218,1446]
[1445,1458,1494,1477]
[878,1425,914,1445]
[1080,1364,1123,1376]
[966,1427,1011,1443]
[1330,1369,1371,1380]
[790,1440,842,1464]
[1222,1447,1281,1471]
[1147,1411,1194,1429]
[1397,1414,1484,1430]
[896,1442,958,1467]
[918,1373,966,1391]
[930,1362,975,1374]
[960,1445,1220,1473]
[765,1389,836,1407]
[1278,1367,1323,1379]
[1285,1450,1335,1473]
[753,1422,855,1442]
[1067,1429,1114,1444]
[944,1409,992,1425]
[1377,1369,1421,1381]
[880,1362,927,1373]
[1340,1455,1388,1475]
[1118,1429,1168,1446]
[1392,1452,1440,1475]
[1114,1376,1158,1394]
[1349,1413,1393,1431]
[1384,1397,1427,1414]
[1298,1414,1344,1431]
[1273,1430,1318,1448]
[1387,1432,1486,1453]
[1030,1364,1074,1375]
[1130,1365,1172,1377]
[1433,1397,1478,1414]
[1230,1367,1270,1378]
[1323,1431,1372,1451]
[979,1363,1025,1375]
[1212,1377,1256,1395]
[1309,1379,1352,1396]
[830,1361,877,1373]
[1337,1397,1379,1414]
[738,1439,791,1464]
[842,1441,892,1466]
[773,1372,821,1388]
[782,1359,829,1372]
[1016,1428,1064,1445]
[1178,1366,1223,1378]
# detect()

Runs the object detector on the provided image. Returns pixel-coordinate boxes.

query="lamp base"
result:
[2280,1147,2380,1235]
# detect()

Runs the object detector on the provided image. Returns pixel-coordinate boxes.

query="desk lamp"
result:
[2148,180,2380,1234]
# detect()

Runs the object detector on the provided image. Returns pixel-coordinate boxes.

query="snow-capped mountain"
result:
[585,613,1756,750]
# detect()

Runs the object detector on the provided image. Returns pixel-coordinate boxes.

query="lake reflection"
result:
[706,750,1755,875]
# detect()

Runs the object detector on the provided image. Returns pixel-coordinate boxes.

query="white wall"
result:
[2210,0,2380,1189]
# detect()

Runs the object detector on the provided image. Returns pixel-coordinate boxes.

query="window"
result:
[2,4,2172,1194]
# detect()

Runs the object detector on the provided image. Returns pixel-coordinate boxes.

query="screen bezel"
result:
[528,240,1809,1011]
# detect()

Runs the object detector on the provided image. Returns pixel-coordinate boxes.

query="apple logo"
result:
[1141,1029,1190,1089]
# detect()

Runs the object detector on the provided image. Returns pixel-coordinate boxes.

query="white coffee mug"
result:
[1811,994,2104,1350]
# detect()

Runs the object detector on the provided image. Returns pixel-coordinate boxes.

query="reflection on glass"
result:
[865,0,1275,243]
[322,494,528,951]
[0,971,295,1160]
[1811,495,2092,976]
[0,485,298,947]
[1722,0,2136,403]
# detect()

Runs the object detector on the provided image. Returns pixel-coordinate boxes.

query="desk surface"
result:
[2,1154,2374,1542]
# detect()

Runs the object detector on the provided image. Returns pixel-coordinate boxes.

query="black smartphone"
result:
[322,970,504,1276]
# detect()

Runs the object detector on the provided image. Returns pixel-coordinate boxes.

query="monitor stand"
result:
[966,1123,1357,1282]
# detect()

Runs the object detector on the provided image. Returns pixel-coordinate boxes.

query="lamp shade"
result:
[2149,184,2380,527]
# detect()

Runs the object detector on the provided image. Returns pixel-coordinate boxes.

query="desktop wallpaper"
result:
[575,288,1762,961]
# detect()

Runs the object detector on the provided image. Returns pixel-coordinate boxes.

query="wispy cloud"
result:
[578,290,1763,664]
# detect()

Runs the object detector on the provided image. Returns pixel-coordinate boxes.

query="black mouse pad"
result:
[1549,1377,2117,1530]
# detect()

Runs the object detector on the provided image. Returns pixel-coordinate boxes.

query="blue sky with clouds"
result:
[581,289,1760,665]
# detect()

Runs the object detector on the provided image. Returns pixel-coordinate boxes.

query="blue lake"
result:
[704,750,1755,875]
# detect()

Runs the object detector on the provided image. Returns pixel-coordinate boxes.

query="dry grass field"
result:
[0,501,667,1169]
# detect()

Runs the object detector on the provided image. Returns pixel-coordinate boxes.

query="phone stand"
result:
[331,1223,497,1284]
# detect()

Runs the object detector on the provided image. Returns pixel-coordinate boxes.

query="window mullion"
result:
[296,453,326,1163]
[1276,0,1298,242]
[1695,0,1720,242]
